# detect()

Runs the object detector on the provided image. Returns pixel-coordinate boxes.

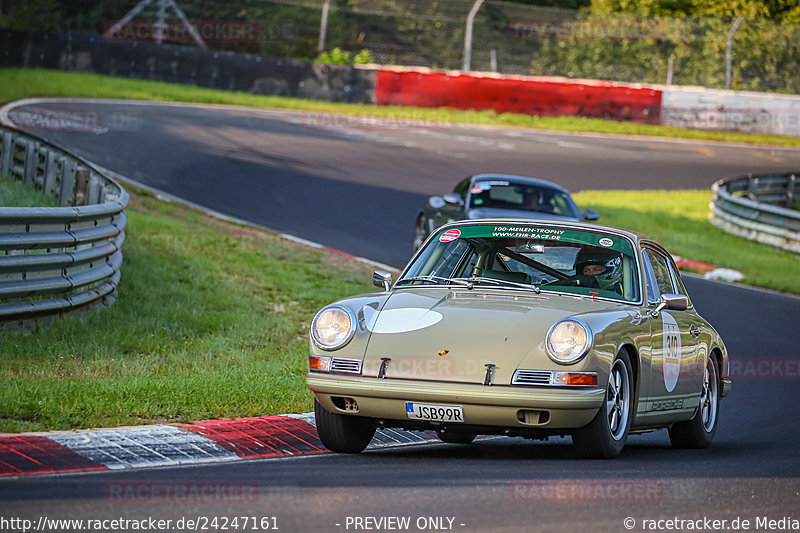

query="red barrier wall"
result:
[375,70,662,124]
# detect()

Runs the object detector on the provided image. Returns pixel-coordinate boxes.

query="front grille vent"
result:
[512,370,553,385]
[330,358,363,374]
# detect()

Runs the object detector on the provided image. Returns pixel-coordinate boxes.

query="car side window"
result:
[453,178,470,199]
[665,255,690,301]
[643,248,676,299]
[641,250,660,304]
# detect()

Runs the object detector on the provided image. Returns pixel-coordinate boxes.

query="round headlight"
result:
[311,305,356,351]
[545,319,592,364]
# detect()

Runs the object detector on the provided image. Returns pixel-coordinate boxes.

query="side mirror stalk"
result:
[650,293,689,317]
[373,270,392,292]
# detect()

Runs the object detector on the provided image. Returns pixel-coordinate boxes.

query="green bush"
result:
[317,47,375,65]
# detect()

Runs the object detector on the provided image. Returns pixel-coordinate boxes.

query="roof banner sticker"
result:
[438,225,632,254]
[491,226,567,241]
[439,229,461,242]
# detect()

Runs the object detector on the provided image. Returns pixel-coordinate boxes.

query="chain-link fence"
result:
[268,0,800,94]
[3,0,799,94]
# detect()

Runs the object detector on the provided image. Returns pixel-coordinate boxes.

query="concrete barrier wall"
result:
[0,28,375,104]
[374,68,662,124]
[661,86,800,137]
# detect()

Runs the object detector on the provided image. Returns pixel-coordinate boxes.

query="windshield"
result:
[468,181,579,217]
[400,224,640,303]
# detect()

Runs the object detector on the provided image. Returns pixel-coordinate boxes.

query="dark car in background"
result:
[413,174,599,251]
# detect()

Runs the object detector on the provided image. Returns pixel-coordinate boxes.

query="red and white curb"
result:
[673,256,744,283]
[0,414,439,478]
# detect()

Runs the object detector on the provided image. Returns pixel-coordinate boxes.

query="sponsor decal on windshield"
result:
[435,225,632,255]
[439,229,461,242]
[492,226,566,240]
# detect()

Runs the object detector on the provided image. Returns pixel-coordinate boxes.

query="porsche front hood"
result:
[359,288,620,385]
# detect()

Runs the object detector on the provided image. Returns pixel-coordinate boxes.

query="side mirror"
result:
[428,196,446,209]
[442,192,465,207]
[582,209,599,221]
[373,270,392,291]
[650,293,688,316]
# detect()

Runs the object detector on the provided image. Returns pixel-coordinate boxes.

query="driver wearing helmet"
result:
[573,249,624,295]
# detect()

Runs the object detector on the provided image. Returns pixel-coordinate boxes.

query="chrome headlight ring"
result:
[311,304,357,351]
[545,318,593,365]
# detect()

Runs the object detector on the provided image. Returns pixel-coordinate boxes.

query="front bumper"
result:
[721,378,732,398]
[307,373,605,430]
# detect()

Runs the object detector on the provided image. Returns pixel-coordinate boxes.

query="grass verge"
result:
[0,174,59,207]
[573,189,800,294]
[0,184,375,433]
[2,68,800,147]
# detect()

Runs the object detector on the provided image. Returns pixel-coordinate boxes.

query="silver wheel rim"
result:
[700,358,718,432]
[607,359,630,441]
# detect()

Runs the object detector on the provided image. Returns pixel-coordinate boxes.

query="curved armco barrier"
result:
[375,69,662,124]
[710,173,799,254]
[0,127,129,330]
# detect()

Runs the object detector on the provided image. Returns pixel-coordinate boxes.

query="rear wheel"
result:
[314,399,376,453]
[435,428,476,444]
[668,355,719,448]
[572,350,633,459]
[412,215,428,252]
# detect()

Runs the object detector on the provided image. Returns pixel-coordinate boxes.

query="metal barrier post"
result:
[463,0,485,72]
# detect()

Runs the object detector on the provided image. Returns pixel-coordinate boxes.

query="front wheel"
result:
[572,350,633,459]
[668,356,719,448]
[314,399,376,453]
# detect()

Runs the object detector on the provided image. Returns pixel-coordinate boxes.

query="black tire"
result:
[668,355,720,449]
[412,215,428,252]
[314,399,376,453]
[572,350,634,459]
[435,428,477,444]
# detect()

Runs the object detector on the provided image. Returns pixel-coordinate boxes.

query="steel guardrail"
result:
[709,172,799,254]
[0,127,128,330]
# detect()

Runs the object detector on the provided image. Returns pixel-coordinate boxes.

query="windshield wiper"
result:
[395,275,474,288]
[457,277,541,294]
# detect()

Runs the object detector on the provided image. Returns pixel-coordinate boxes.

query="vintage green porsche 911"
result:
[307,220,731,458]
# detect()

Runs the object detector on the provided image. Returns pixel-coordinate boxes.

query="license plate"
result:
[405,402,464,422]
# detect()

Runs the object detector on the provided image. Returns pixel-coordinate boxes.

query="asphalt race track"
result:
[1,100,799,531]
[7,100,800,268]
